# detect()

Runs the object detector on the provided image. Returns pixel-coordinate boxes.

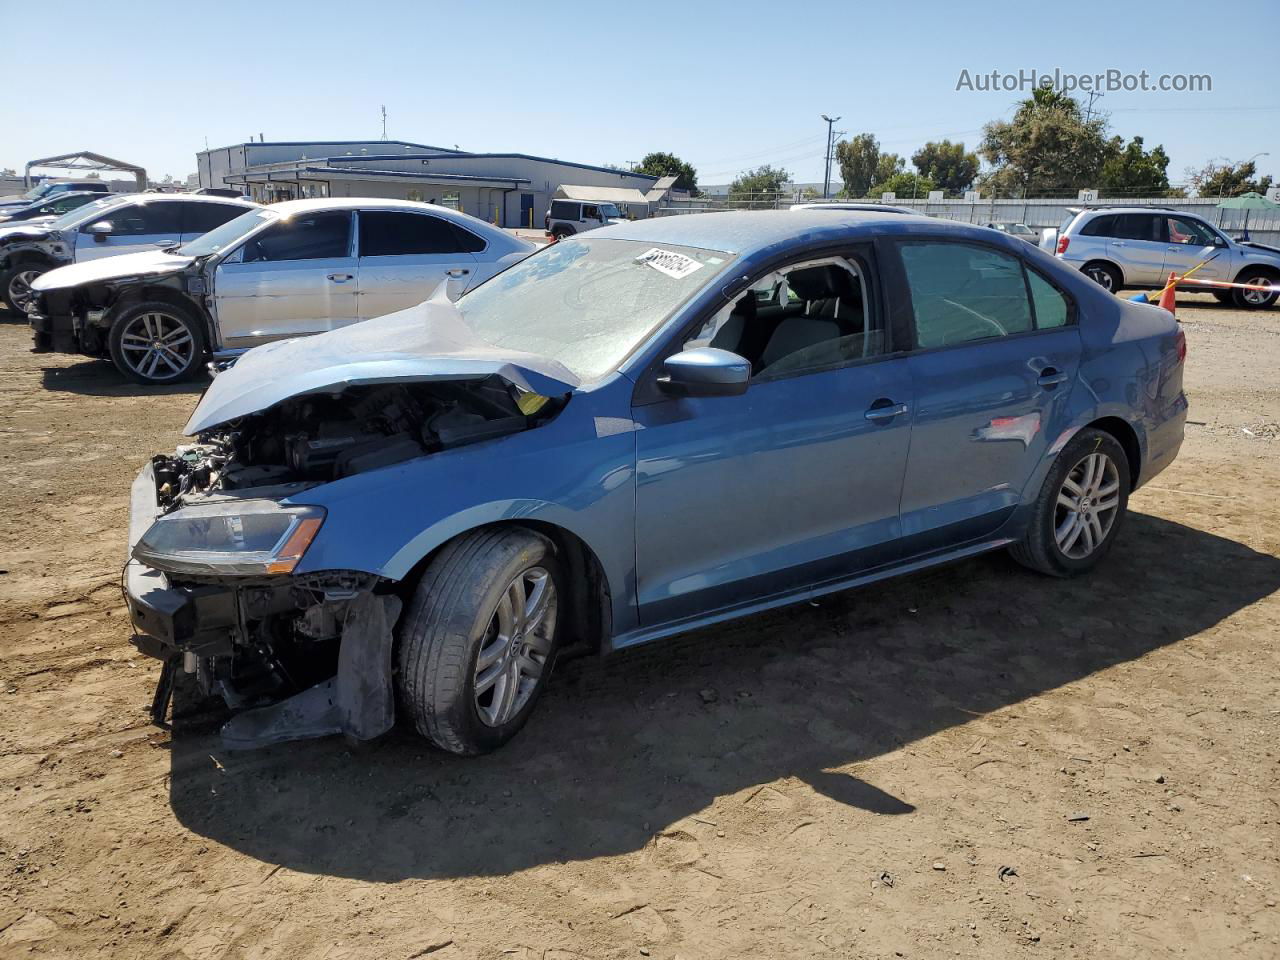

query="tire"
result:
[551,226,575,240]
[1232,270,1279,310]
[1009,427,1131,578]
[107,301,206,385]
[1212,290,1233,305]
[0,264,48,314]
[1081,262,1121,293]
[397,528,563,755]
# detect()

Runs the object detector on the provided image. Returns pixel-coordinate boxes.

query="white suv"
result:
[544,199,625,239]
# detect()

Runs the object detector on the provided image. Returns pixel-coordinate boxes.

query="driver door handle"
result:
[446,268,471,277]
[327,273,353,283]
[1037,368,1069,387]
[865,400,908,421]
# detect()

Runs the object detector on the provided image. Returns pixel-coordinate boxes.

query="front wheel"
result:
[397,528,563,755]
[107,301,206,385]
[1233,270,1278,310]
[0,265,47,314]
[1010,428,1130,577]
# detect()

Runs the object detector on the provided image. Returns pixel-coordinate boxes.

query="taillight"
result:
[1175,328,1187,363]
[1056,235,1070,254]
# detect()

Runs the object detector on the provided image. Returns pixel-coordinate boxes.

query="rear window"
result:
[550,200,578,221]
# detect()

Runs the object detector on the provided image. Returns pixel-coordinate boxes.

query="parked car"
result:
[0,179,110,212]
[985,221,1039,244]
[791,201,917,215]
[30,198,535,384]
[0,191,102,224]
[545,199,625,239]
[1049,206,1279,308]
[1,193,257,314]
[123,209,1186,756]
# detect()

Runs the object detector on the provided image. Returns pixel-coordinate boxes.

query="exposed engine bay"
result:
[132,375,565,747]
[149,375,559,511]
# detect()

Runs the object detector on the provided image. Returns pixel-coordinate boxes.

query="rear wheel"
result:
[1233,270,1278,310]
[107,301,206,385]
[1081,262,1121,293]
[1010,428,1130,577]
[397,528,563,755]
[0,265,47,314]
[551,226,575,241]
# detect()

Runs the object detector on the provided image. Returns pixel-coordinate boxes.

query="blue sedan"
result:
[124,210,1187,754]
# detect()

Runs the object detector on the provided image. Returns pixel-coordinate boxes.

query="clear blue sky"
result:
[2,0,1275,186]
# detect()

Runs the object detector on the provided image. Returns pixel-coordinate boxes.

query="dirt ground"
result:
[0,291,1278,960]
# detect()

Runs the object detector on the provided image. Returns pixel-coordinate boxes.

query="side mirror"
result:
[659,347,750,398]
[88,220,114,242]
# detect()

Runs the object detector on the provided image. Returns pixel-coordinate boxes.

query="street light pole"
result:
[821,114,840,199]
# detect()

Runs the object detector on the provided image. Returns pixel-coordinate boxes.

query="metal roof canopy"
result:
[556,176,678,206]
[25,151,147,190]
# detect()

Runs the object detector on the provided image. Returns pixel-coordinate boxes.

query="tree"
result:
[911,140,979,194]
[634,151,699,196]
[1098,136,1171,196]
[835,133,881,198]
[868,171,936,199]
[728,164,791,204]
[1188,159,1274,198]
[979,90,1110,196]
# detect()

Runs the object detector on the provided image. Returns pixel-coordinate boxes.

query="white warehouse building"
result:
[196,139,667,228]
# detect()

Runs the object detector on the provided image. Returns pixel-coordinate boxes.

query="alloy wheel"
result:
[1243,278,1275,305]
[1085,266,1114,291]
[118,311,195,381]
[1055,452,1121,559]
[473,566,557,727]
[8,270,42,313]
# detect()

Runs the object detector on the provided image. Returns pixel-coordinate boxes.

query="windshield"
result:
[179,208,276,257]
[20,183,55,202]
[599,203,622,219]
[456,237,734,382]
[48,195,132,231]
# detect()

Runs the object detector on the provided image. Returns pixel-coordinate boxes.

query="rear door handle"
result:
[864,400,908,421]
[1037,368,1069,387]
[1111,240,1126,247]
[446,268,471,277]
[327,273,353,283]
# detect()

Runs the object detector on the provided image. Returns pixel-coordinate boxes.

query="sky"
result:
[1,0,1275,187]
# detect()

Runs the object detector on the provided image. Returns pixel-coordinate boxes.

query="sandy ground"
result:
[0,292,1278,960]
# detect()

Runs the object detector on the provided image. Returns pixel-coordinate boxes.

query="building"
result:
[195,140,666,228]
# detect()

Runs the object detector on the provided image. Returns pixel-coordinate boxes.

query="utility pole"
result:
[1083,90,1103,125]
[381,105,388,140]
[821,114,841,199]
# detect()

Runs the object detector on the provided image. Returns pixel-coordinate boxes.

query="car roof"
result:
[267,197,475,216]
[588,209,981,255]
[97,193,259,207]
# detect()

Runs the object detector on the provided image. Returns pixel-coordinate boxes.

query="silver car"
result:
[0,193,258,313]
[1051,206,1280,309]
[29,199,537,384]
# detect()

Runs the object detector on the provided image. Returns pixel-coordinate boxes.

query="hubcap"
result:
[118,312,194,381]
[1087,267,1114,290]
[1243,278,1274,305]
[8,270,42,313]
[474,566,557,727]
[1055,452,1121,559]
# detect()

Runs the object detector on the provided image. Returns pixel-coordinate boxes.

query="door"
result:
[632,251,913,626]
[74,201,184,261]
[519,193,535,230]
[212,210,356,346]
[179,201,251,244]
[355,210,481,319]
[1106,213,1167,284]
[1160,214,1232,282]
[893,239,1083,554]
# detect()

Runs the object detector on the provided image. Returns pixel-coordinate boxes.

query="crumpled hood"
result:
[32,249,194,292]
[185,293,581,435]
[0,223,50,245]
[1239,240,1280,257]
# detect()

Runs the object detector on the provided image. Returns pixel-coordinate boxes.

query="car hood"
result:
[185,293,581,435]
[32,249,195,292]
[1239,240,1280,258]
[0,222,50,245]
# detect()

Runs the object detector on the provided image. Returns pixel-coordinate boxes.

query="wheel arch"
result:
[1233,262,1280,283]
[105,283,207,329]
[1085,415,1143,488]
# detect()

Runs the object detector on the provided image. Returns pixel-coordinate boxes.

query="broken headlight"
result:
[133,500,324,577]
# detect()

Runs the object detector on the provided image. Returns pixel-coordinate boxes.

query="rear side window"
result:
[183,202,248,235]
[899,241,1034,348]
[1111,214,1160,242]
[1026,269,1070,328]
[1080,214,1116,237]
[549,200,578,220]
[358,211,483,256]
[243,212,350,262]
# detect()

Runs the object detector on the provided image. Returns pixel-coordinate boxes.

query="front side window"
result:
[456,237,734,382]
[899,241,1034,348]
[684,255,882,379]
[359,211,474,256]
[1165,216,1217,246]
[179,208,275,257]
[242,212,351,262]
[582,204,600,220]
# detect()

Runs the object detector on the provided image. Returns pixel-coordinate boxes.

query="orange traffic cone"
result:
[1157,271,1177,317]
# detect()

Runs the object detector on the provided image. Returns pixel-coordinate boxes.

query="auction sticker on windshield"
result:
[635,247,706,279]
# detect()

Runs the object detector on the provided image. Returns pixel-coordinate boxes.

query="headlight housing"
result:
[133,500,324,576]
